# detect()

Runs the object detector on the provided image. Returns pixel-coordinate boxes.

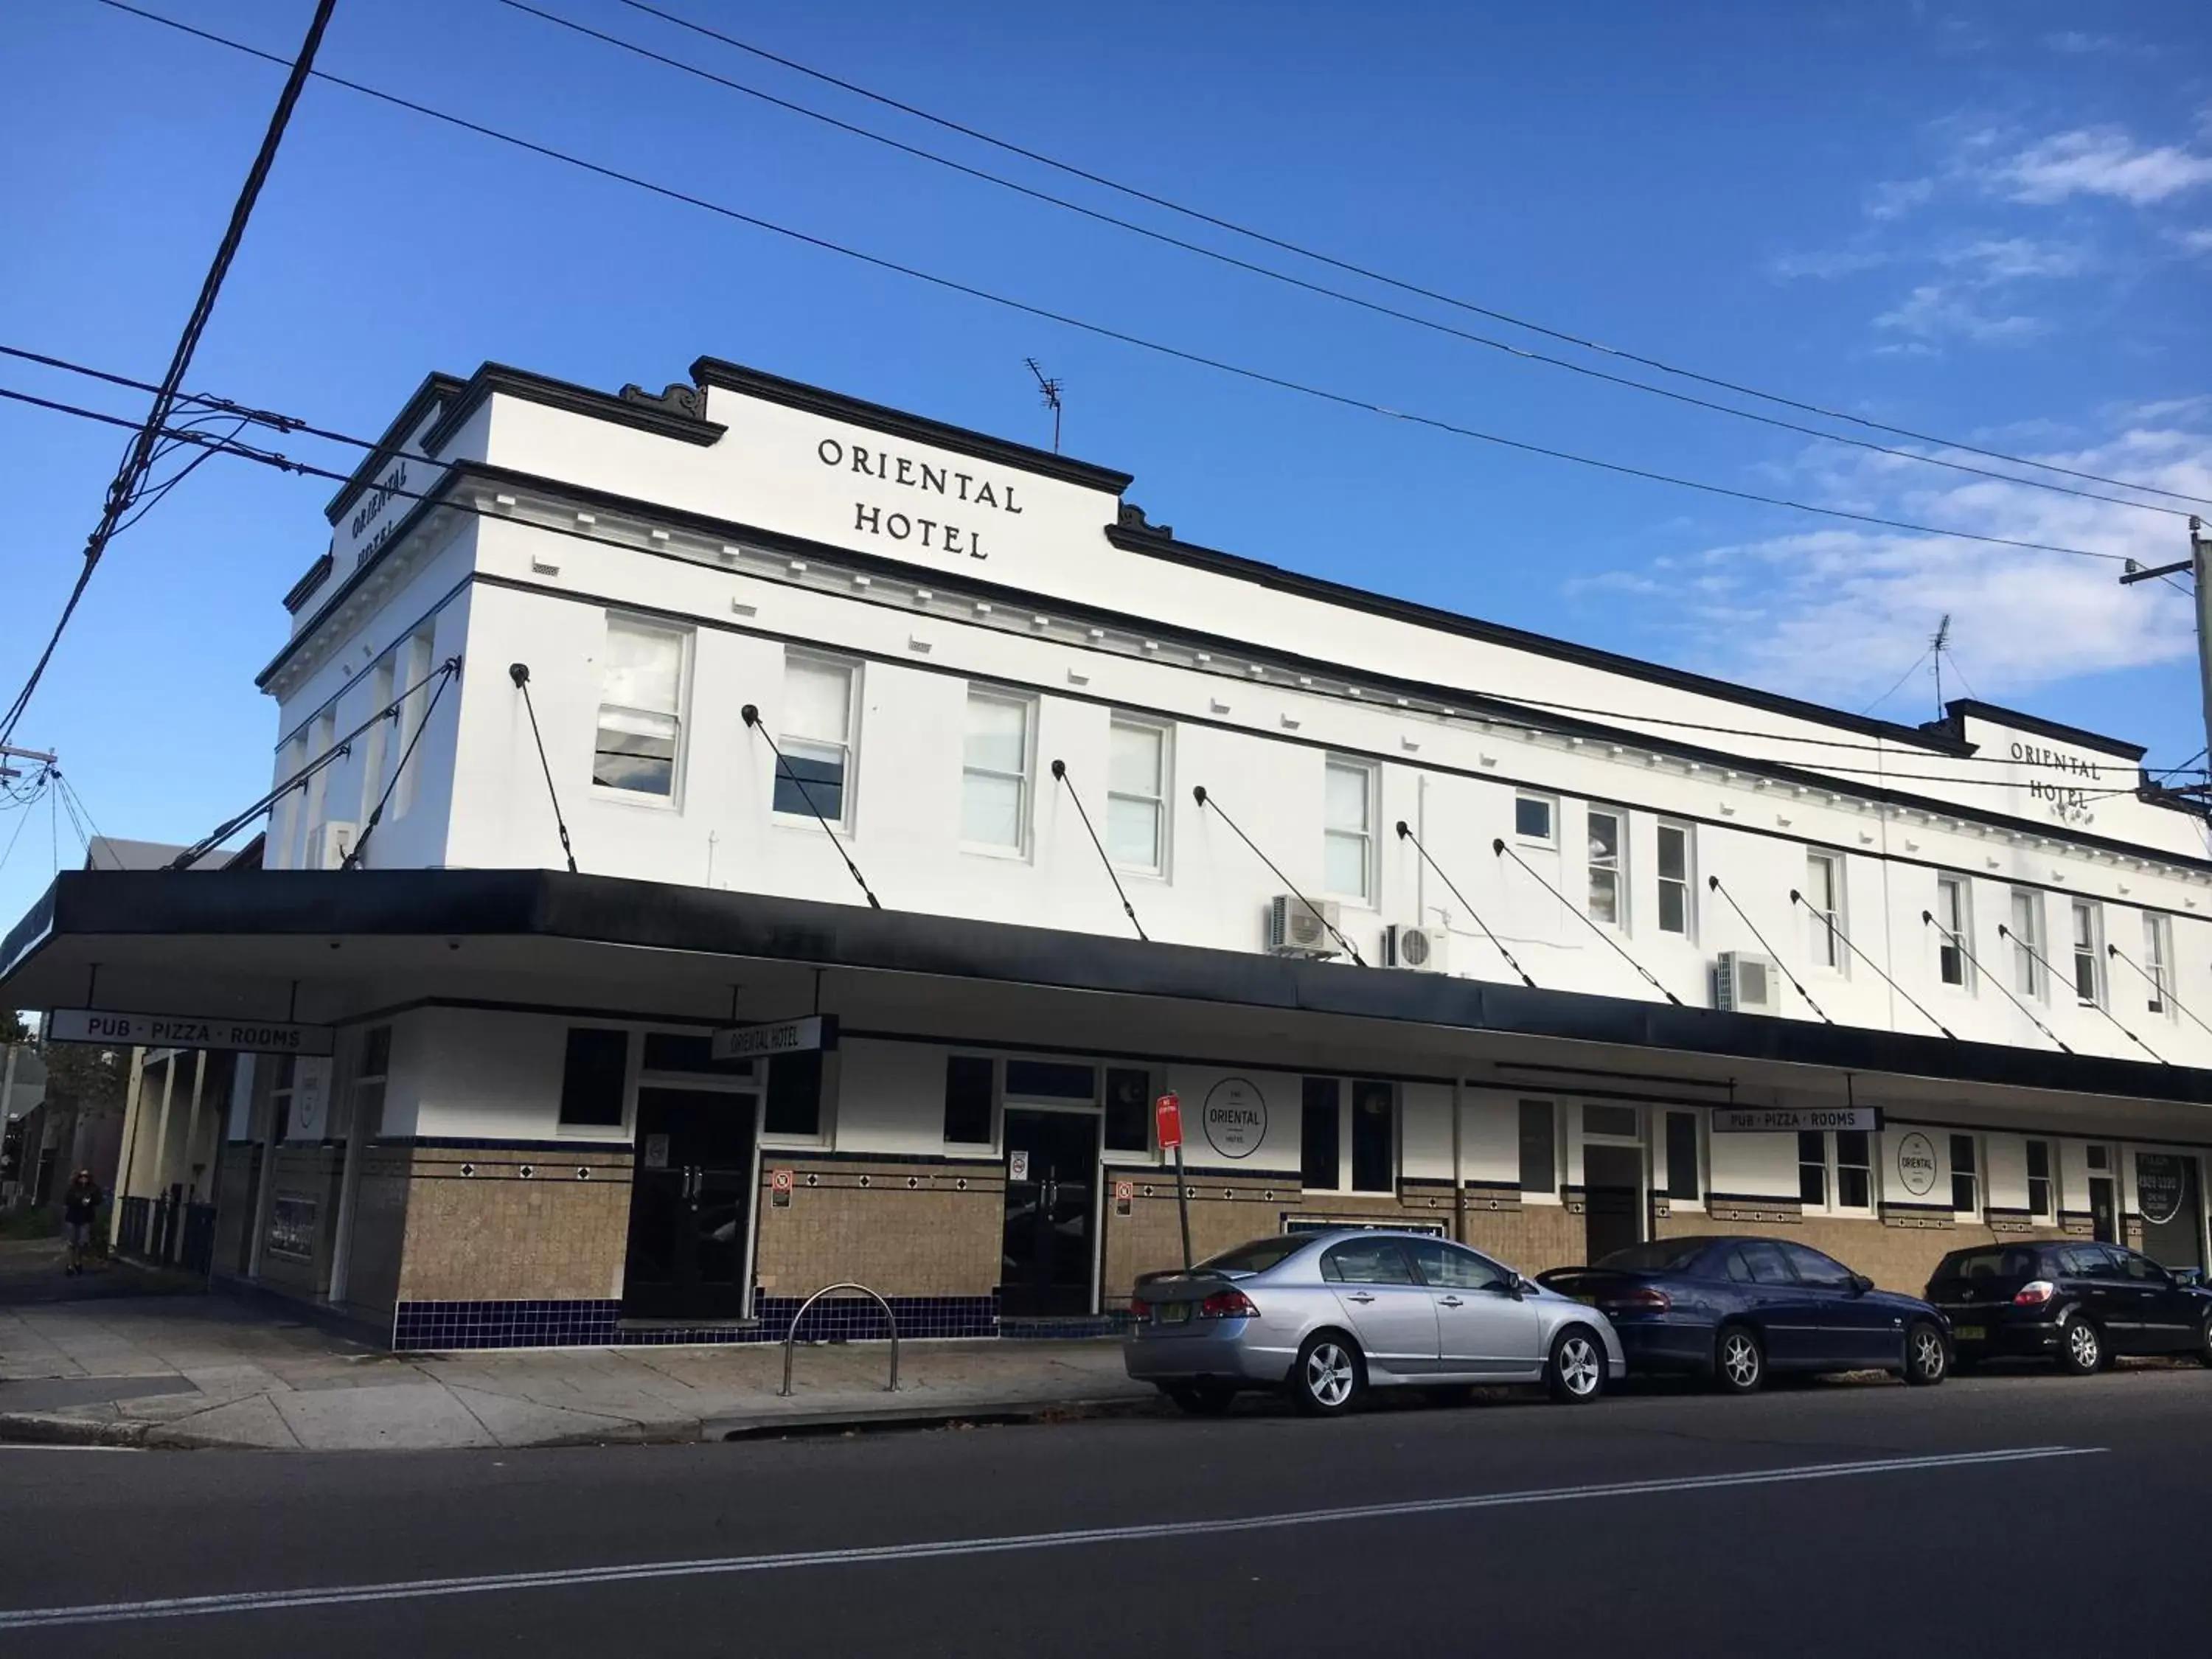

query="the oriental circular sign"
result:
[2136,1155,2188,1227]
[1895,1132,1938,1198]
[1201,1077,1268,1160]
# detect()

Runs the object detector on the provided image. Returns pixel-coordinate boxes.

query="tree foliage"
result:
[41,1042,127,1111]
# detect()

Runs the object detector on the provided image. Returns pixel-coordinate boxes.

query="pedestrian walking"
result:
[60,1169,101,1276]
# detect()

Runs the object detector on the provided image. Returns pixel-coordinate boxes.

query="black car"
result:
[1924,1241,2212,1374]
[1540,1236,1950,1393]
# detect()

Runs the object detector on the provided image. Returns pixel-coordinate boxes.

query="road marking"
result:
[0,1444,2099,1630]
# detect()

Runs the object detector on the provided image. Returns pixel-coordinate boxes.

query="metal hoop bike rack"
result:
[779,1281,900,1397]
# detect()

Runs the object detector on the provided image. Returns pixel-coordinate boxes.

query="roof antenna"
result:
[1930,613,1952,717]
[1024,358,1063,453]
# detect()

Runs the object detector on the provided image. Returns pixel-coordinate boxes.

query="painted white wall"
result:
[1710,1130,1798,1199]
[833,1040,962,1158]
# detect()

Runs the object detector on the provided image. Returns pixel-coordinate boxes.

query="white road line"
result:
[0,1445,2100,1630]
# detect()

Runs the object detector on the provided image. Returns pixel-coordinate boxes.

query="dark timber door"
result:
[1582,1144,1644,1266]
[1000,1110,1099,1318]
[622,1087,759,1321]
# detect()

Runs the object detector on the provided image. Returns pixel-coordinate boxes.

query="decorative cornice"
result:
[1932,698,2146,763]
[280,551,334,616]
[320,371,469,526]
[418,363,726,459]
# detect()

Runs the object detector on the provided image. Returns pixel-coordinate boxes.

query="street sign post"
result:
[1157,1091,1192,1270]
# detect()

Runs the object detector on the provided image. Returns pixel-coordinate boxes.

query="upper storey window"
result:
[594,616,686,799]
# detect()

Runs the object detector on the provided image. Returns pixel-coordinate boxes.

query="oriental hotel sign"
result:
[2010,739,2107,824]
[815,434,1027,563]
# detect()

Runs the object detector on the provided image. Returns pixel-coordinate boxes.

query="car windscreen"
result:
[1196,1237,1308,1276]
[1593,1240,1709,1274]
[1935,1247,2040,1283]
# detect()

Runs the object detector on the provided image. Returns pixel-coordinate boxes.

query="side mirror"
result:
[1508,1275,1533,1300]
[1850,1274,1874,1296]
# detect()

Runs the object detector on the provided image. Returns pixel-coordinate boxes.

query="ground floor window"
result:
[1799,1129,1872,1212]
[1950,1133,1979,1216]
[942,1054,994,1145]
[2025,1138,2054,1222]
[560,1029,629,1128]
[1300,1077,1396,1194]
[1663,1110,1700,1201]
[1518,1100,1558,1198]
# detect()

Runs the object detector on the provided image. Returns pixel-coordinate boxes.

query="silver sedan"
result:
[1124,1228,1626,1416]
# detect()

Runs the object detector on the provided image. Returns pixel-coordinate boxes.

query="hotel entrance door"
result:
[622,1087,758,1321]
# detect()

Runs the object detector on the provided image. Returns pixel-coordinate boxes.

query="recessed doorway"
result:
[1000,1108,1100,1318]
[622,1086,759,1321]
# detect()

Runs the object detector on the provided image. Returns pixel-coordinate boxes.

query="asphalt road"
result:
[2,1360,2207,1658]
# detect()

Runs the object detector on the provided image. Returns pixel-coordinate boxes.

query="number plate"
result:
[1951,1324,1985,1342]
[1158,1303,1193,1324]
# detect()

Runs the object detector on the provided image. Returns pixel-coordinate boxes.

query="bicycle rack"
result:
[779,1281,900,1397]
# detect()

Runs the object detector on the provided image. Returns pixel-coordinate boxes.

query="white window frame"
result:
[1105,714,1172,878]
[1514,791,1558,846]
[773,652,860,831]
[2070,899,2104,1008]
[960,686,1035,857]
[1934,874,1973,991]
[1322,754,1377,906]
[1585,806,1627,930]
[591,614,689,807]
[2009,888,2046,1001]
[2143,912,2174,1018]
[1655,820,1693,939]
[1806,851,1846,974]
[1798,1127,1875,1217]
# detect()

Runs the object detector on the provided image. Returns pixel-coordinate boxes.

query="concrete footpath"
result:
[0,1253,1153,1450]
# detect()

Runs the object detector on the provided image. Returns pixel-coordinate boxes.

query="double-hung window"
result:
[2008,888,2044,998]
[2070,900,2103,1006]
[1299,1077,1395,1194]
[2143,913,2173,1016]
[1950,1133,1979,1216]
[1799,1129,1872,1212]
[1586,808,1624,927]
[594,616,686,798]
[1806,852,1844,970]
[961,688,1032,851]
[1656,821,1691,936]
[1106,717,1169,875]
[775,655,858,826]
[1323,757,1375,904]
[1935,874,1971,988]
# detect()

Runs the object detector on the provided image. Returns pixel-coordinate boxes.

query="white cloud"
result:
[1998,127,2212,205]
[1874,283,2043,344]
[1570,422,2212,708]
[1866,177,1938,220]
[1771,246,1891,280]
[1937,237,2093,281]
[2169,226,2212,257]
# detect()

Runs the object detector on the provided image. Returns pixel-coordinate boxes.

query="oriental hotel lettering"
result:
[2012,739,2102,815]
[817,437,1021,560]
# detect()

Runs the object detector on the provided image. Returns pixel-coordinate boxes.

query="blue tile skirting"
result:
[391,1293,1001,1352]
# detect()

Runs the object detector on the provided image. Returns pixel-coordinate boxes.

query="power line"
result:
[494,0,2189,522]
[0,0,337,751]
[608,0,2212,514]
[0,376,2183,804]
[93,0,2138,567]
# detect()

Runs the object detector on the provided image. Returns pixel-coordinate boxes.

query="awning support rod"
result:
[740,704,880,908]
[1048,760,1147,942]
[507,664,577,873]
[1192,785,1365,965]
[1998,922,2162,1063]
[1707,874,1831,1024]
[1913,911,2053,1050]
[1394,820,1534,987]
[1492,838,1681,1006]
[345,659,462,870]
[2107,941,2212,1043]
[1781,890,1954,1039]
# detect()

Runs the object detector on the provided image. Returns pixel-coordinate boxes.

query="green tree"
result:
[41,1042,126,1110]
[1,1009,29,1046]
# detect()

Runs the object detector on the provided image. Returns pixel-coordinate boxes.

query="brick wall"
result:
[257,1144,342,1297]
[752,1158,1002,1298]
[394,1146,634,1302]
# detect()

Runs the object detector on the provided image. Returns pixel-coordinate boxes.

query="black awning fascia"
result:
[6,868,2209,1107]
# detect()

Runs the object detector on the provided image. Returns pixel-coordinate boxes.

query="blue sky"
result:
[2,0,2208,930]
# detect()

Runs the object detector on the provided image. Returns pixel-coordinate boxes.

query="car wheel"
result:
[1289,1331,1365,1416]
[1164,1382,1237,1417]
[2058,1314,2104,1375]
[2194,1313,2212,1369]
[1903,1320,1948,1386]
[1546,1325,1607,1404]
[1714,1325,1765,1394]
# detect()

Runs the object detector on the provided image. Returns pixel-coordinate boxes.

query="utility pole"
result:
[2120,516,2212,793]
[0,744,57,787]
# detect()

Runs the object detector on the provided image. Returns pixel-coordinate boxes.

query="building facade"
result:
[4,355,2210,1349]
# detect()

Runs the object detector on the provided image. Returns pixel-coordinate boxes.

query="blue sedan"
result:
[1538,1236,1950,1393]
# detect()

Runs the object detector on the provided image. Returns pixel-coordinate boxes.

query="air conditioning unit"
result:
[1266,894,1341,958]
[1714,950,1781,1016]
[1387,923,1450,973]
[304,821,357,871]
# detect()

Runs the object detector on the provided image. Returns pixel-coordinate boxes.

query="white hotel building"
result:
[4,355,2209,1348]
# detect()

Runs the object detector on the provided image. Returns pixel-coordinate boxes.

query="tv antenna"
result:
[1024,358,1063,453]
[1930,613,1952,716]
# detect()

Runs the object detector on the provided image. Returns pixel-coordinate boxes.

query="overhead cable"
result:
[495,0,2186,521]
[608,0,2212,512]
[0,0,338,751]
[88,1,2139,564]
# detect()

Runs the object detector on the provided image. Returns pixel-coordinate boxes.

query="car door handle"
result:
[1438,1296,1465,1308]
[1346,1292,1376,1304]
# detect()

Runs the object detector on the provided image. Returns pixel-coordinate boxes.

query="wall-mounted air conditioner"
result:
[1714,950,1781,1016]
[304,821,357,872]
[1387,923,1449,973]
[1266,894,1341,959]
